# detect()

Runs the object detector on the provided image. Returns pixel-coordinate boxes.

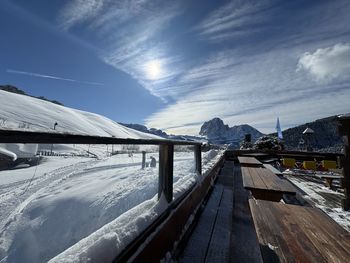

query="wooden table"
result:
[249,199,350,263]
[315,174,343,188]
[238,156,263,166]
[263,163,283,176]
[241,166,295,201]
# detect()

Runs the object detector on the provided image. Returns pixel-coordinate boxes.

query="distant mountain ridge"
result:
[0,85,63,106]
[275,115,344,152]
[119,123,205,142]
[199,117,264,147]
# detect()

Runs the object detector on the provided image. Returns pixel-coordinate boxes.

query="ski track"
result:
[0,159,99,232]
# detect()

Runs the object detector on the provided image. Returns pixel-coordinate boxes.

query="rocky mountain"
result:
[118,123,168,137]
[199,118,264,147]
[276,115,344,152]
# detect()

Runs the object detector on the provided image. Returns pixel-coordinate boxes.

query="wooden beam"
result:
[141,151,146,169]
[0,129,201,146]
[338,115,350,210]
[194,145,202,176]
[158,144,174,203]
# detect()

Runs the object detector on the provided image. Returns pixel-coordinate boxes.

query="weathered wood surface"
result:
[238,156,263,166]
[241,166,295,201]
[338,115,350,210]
[179,161,234,263]
[263,163,283,176]
[231,165,262,262]
[249,199,350,263]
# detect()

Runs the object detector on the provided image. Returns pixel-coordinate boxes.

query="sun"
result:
[145,59,162,79]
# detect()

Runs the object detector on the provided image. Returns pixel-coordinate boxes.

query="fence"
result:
[0,129,202,203]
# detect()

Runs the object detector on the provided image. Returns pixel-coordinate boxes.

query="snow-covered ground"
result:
[284,171,350,232]
[0,90,224,262]
[0,149,224,263]
[0,90,159,139]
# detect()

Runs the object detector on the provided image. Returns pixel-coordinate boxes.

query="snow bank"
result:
[0,90,160,139]
[202,149,224,172]
[49,151,224,262]
[49,195,168,263]
[287,174,350,232]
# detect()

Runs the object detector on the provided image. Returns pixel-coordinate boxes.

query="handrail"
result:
[0,129,202,204]
[0,130,202,145]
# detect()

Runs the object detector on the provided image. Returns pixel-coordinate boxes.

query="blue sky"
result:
[1,0,350,135]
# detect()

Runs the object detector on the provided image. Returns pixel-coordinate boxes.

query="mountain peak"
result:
[199,117,263,146]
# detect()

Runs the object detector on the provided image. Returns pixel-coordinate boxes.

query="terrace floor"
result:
[178,159,350,262]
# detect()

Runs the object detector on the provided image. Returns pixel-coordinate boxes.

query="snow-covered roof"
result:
[338,113,350,120]
[303,127,314,134]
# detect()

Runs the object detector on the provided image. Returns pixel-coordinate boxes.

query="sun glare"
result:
[145,60,162,79]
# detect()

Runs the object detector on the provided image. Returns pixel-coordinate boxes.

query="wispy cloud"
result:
[195,0,275,42]
[6,69,104,86]
[57,0,183,101]
[57,0,104,31]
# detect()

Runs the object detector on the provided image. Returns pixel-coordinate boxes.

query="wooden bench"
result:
[241,166,296,201]
[238,156,262,167]
[263,163,283,176]
[249,199,350,263]
[315,174,343,188]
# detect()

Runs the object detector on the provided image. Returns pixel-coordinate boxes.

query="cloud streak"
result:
[195,0,276,42]
[6,69,104,86]
[57,0,104,31]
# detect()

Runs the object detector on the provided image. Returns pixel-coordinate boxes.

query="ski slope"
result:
[0,90,160,139]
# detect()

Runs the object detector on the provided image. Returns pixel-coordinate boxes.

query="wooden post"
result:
[158,144,174,203]
[142,151,146,169]
[338,115,350,211]
[195,144,202,176]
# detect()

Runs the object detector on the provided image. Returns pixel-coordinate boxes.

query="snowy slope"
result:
[0,90,160,139]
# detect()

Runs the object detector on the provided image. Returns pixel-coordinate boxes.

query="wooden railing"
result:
[0,129,202,203]
[0,129,224,261]
[338,115,350,210]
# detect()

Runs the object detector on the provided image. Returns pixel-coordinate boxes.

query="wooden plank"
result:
[248,167,269,190]
[263,163,283,176]
[242,167,295,194]
[241,166,256,189]
[231,165,263,262]
[180,185,224,263]
[249,199,350,263]
[238,156,263,166]
[0,129,201,145]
